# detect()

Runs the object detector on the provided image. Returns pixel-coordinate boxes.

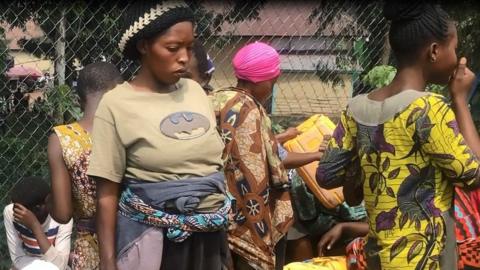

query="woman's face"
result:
[254,77,278,105]
[140,21,195,85]
[428,24,458,85]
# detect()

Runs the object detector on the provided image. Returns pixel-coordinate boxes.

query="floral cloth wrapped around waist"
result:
[117,172,232,242]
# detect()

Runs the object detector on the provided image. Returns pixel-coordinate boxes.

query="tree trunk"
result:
[54,8,66,86]
[380,33,391,65]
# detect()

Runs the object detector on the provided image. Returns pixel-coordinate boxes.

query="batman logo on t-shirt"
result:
[160,112,210,140]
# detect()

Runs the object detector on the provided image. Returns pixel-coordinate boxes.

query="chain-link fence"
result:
[0,0,477,268]
[0,2,388,265]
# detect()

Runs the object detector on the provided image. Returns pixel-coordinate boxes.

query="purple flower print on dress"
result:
[373,124,395,155]
[332,120,346,148]
[447,120,460,137]
[376,207,398,232]
[425,198,442,217]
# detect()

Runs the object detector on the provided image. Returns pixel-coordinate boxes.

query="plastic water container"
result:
[283,114,344,209]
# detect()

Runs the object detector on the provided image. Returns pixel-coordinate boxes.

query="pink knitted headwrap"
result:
[232,42,281,83]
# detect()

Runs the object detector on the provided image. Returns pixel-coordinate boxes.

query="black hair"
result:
[121,2,195,60]
[192,40,210,77]
[11,176,50,208]
[77,62,123,104]
[384,1,453,63]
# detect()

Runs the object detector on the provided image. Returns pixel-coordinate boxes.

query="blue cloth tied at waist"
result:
[115,171,231,257]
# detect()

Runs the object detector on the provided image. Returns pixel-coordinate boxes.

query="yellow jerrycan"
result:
[283,256,347,270]
[283,114,344,209]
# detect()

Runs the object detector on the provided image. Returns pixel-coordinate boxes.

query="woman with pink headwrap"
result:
[211,42,294,270]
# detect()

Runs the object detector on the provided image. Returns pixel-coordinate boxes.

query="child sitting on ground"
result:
[4,176,73,270]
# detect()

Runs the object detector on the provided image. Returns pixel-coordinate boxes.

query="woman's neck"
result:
[235,81,255,96]
[78,114,94,133]
[77,96,102,133]
[390,66,428,93]
[369,66,428,101]
[130,67,177,93]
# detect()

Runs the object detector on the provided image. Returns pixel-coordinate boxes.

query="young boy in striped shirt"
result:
[4,176,72,270]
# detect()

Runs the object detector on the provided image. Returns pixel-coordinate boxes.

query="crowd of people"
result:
[4,1,480,270]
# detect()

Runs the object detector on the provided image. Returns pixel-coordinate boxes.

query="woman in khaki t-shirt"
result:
[87,2,227,270]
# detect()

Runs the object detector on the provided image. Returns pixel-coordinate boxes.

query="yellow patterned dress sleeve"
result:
[317,110,359,189]
[420,95,480,187]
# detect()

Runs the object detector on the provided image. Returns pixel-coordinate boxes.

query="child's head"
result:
[11,176,51,223]
[185,40,215,92]
[384,1,457,85]
[77,62,123,110]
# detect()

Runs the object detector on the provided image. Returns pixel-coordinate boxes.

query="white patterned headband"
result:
[118,0,189,53]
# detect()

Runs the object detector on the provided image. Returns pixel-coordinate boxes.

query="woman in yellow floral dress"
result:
[317,2,480,269]
[48,63,122,269]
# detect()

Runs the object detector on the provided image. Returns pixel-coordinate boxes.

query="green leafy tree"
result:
[362,65,445,95]
[362,65,396,88]
[258,0,388,89]
[309,1,389,76]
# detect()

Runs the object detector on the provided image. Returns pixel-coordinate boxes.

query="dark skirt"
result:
[160,230,230,270]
